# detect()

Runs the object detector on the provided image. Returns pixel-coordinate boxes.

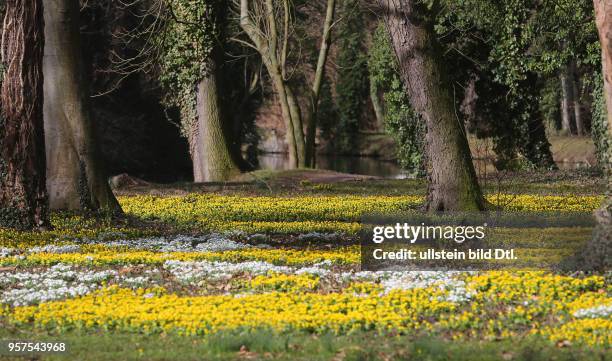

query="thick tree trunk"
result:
[43,0,120,212]
[190,58,240,182]
[596,2,612,137]
[379,0,485,211]
[560,70,574,134]
[590,0,611,271]
[0,0,49,229]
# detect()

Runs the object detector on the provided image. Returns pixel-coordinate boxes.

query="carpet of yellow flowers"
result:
[0,192,609,353]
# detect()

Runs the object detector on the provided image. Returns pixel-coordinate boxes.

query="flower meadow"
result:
[0,193,609,354]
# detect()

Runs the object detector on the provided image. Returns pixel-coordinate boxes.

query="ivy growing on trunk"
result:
[592,73,612,170]
[368,23,424,176]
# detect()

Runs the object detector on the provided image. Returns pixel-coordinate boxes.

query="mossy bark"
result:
[379,0,485,211]
[42,0,121,213]
[190,55,240,182]
[0,0,49,229]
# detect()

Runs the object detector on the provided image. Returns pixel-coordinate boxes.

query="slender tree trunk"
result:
[239,0,313,169]
[379,0,485,211]
[0,0,49,229]
[370,81,385,131]
[560,69,574,135]
[570,62,585,136]
[590,0,611,271]
[43,0,120,212]
[519,74,557,170]
[305,0,336,168]
[268,71,300,168]
[190,56,240,182]
[286,86,306,167]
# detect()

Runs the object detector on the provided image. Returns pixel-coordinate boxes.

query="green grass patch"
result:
[0,326,607,361]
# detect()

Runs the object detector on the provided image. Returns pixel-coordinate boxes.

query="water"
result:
[258,153,410,179]
[257,153,590,179]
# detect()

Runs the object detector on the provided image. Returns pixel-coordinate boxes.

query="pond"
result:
[258,153,411,179]
[257,153,592,179]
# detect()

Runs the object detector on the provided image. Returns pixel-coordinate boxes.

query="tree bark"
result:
[590,0,611,271]
[378,0,485,211]
[240,0,334,169]
[370,80,385,131]
[570,62,585,136]
[43,0,121,212]
[0,0,49,229]
[190,56,240,182]
[560,69,574,135]
[240,0,303,168]
[596,3,612,137]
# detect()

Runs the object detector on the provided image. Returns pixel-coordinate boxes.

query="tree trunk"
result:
[560,69,574,135]
[268,71,301,168]
[239,0,309,169]
[370,80,385,131]
[0,0,49,229]
[305,0,336,168]
[570,62,585,136]
[590,0,611,271]
[190,57,240,182]
[43,0,121,212]
[286,86,306,167]
[379,0,485,211]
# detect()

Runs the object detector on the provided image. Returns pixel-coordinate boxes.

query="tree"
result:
[378,0,486,211]
[158,0,241,182]
[0,0,49,229]
[239,0,336,168]
[368,22,424,176]
[590,0,611,271]
[190,48,242,182]
[43,0,121,211]
[440,0,558,170]
[162,1,242,182]
[304,0,337,167]
[101,0,241,182]
[334,0,368,154]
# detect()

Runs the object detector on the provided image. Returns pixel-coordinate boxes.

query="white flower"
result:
[573,305,612,319]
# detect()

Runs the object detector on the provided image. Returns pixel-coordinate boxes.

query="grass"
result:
[0,326,608,361]
[113,169,605,197]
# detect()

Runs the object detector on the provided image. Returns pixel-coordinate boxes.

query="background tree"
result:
[378,0,486,211]
[368,22,424,176]
[439,0,561,170]
[0,0,49,229]
[304,0,336,167]
[43,0,121,211]
[238,0,336,168]
[333,0,368,154]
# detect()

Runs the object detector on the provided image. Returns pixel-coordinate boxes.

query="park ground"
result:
[0,169,610,360]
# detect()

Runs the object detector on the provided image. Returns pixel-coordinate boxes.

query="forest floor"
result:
[348,134,597,165]
[0,169,609,360]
